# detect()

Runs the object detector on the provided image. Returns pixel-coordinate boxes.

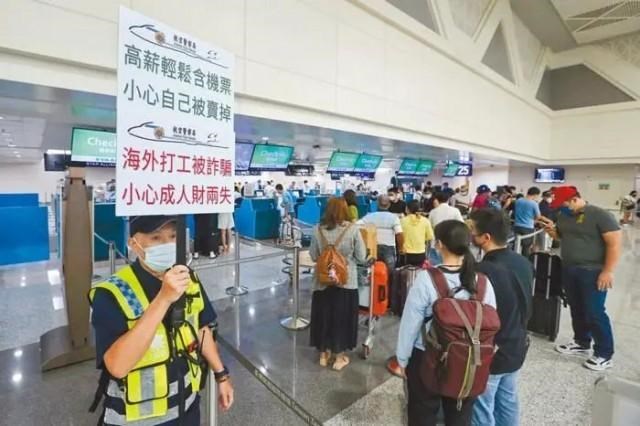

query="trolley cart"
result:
[358,258,389,359]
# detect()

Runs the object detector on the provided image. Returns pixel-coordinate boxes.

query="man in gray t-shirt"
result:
[546,186,621,371]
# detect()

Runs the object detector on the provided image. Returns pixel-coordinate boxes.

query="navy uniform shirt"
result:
[91,261,217,425]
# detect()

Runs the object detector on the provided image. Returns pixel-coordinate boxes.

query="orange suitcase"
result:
[371,260,389,316]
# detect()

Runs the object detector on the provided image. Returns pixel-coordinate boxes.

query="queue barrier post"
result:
[108,241,117,275]
[225,231,249,297]
[280,245,310,330]
[203,368,218,426]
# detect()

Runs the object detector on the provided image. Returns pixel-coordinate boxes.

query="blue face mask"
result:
[135,240,176,273]
[559,206,573,216]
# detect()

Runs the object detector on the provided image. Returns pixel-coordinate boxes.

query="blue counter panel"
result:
[0,206,49,265]
[0,193,39,207]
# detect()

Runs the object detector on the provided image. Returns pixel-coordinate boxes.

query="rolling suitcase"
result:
[530,252,563,297]
[194,213,221,256]
[359,261,389,316]
[390,265,420,316]
[527,252,563,341]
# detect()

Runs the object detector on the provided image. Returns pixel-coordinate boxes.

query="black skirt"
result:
[309,287,359,353]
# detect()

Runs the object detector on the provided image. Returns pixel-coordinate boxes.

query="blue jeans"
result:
[472,371,519,426]
[564,266,614,358]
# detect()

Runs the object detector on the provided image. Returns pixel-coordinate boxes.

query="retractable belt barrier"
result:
[94,232,130,275]
[216,334,323,426]
[514,228,546,254]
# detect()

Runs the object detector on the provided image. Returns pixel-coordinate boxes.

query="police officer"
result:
[89,215,234,425]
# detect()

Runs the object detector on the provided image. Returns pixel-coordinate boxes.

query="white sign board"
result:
[116,7,235,216]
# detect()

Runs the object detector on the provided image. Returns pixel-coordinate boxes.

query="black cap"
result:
[129,215,177,236]
[477,184,491,194]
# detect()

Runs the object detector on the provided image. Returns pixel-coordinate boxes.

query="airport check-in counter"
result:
[290,191,306,217]
[297,196,329,225]
[369,199,378,213]
[0,193,49,265]
[93,203,127,261]
[234,197,281,239]
[356,195,370,219]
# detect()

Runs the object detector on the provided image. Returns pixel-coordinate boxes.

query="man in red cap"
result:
[545,187,621,371]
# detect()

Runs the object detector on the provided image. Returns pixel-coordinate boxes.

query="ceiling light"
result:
[7,143,16,148]
[0,116,3,120]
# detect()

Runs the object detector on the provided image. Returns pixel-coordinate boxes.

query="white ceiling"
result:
[0,79,516,169]
[0,80,115,164]
[512,0,640,51]
[551,0,640,44]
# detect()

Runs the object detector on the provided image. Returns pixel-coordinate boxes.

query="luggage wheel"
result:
[361,344,371,360]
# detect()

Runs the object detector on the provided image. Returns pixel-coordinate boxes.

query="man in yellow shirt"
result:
[400,200,434,266]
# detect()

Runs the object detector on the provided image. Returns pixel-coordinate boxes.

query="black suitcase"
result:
[527,252,563,341]
[530,252,563,297]
[528,295,562,341]
[194,213,221,256]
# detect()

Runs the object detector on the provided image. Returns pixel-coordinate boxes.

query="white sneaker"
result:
[555,341,591,356]
[583,356,613,371]
[193,252,200,259]
[209,251,217,259]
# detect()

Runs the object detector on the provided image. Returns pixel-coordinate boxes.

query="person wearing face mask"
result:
[513,187,554,256]
[388,187,407,216]
[89,216,234,425]
[545,187,622,371]
[538,190,555,221]
[421,189,435,214]
[469,209,533,426]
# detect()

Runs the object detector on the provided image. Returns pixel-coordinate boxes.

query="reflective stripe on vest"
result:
[89,266,205,423]
[104,387,197,426]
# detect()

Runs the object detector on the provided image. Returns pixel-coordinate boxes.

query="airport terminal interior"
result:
[1,0,640,425]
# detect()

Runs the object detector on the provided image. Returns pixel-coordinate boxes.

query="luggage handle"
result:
[378,285,386,302]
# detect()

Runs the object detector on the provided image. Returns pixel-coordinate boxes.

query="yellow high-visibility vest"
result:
[89,265,205,422]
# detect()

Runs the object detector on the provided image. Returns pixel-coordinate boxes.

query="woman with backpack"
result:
[309,197,367,371]
[396,220,498,426]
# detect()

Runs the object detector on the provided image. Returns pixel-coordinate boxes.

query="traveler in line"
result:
[441,182,455,197]
[396,220,497,426]
[343,189,360,222]
[421,187,436,214]
[469,209,534,426]
[620,190,638,225]
[428,192,464,265]
[546,186,622,371]
[388,187,407,216]
[471,185,492,212]
[538,190,555,221]
[309,198,367,371]
[358,195,405,295]
[513,187,554,256]
[400,200,434,266]
[275,183,295,219]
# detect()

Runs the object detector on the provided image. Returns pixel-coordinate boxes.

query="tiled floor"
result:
[0,228,639,425]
